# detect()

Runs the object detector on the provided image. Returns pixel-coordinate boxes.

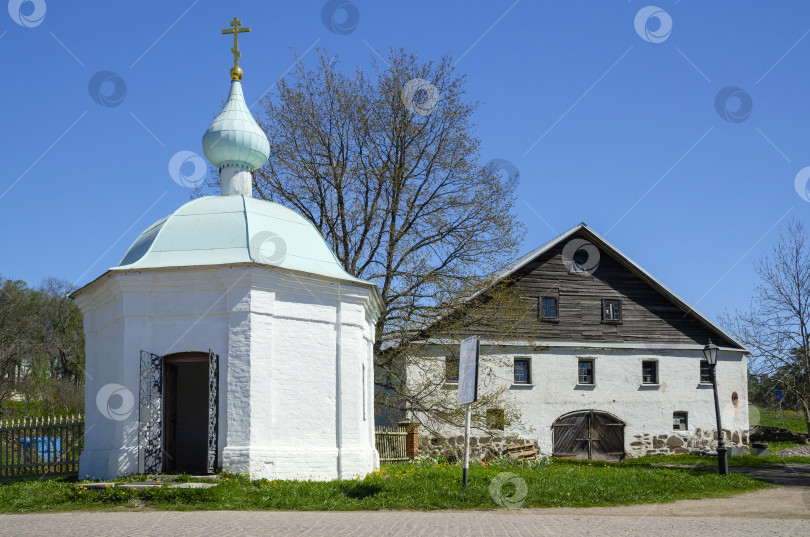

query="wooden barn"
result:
[393,223,749,460]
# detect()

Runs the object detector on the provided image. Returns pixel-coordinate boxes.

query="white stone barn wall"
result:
[407,343,749,458]
[76,264,379,480]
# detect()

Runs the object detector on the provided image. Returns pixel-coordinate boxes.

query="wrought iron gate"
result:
[207,349,219,474]
[139,351,163,474]
[552,410,625,461]
[140,349,219,475]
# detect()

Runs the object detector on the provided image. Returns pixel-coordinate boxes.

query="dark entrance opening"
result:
[552,410,626,461]
[163,353,209,474]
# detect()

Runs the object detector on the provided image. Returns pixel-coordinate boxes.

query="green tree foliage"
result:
[748,372,798,409]
[0,276,84,417]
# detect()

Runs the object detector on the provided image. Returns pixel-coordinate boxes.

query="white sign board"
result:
[458,336,479,404]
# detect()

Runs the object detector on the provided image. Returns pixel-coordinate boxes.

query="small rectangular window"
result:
[602,299,622,322]
[514,358,531,384]
[700,360,712,383]
[6,363,22,384]
[642,360,658,384]
[445,356,459,383]
[487,409,505,430]
[578,359,594,384]
[541,297,558,319]
[673,411,688,431]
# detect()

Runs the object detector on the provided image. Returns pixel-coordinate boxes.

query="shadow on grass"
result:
[0,474,76,486]
[340,481,383,499]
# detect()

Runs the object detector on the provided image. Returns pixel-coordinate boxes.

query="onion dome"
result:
[201,79,270,171]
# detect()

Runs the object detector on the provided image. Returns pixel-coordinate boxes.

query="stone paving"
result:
[0,509,808,537]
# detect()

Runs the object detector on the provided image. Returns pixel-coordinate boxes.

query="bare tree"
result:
[380,277,536,435]
[249,48,526,431]
[723,218,810,432]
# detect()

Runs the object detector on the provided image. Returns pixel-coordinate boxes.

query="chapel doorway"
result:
[157,351,218,475]
[140,349,219,474]
[552,410,626,461]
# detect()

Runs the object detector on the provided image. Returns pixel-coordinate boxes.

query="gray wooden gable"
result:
[474,224,745,350]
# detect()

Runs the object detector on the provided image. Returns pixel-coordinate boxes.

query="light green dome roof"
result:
[115,196,367,285]
[201,80,270,170]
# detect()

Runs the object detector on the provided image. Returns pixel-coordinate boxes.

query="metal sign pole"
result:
[458,335,479,490]
[462,402,471,489]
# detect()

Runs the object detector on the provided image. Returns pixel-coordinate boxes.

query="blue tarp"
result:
[19,437,62,462]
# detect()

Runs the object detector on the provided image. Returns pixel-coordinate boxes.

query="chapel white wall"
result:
[77,265,379,481]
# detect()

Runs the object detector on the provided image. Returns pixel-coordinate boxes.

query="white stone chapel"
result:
[73,18,382,481]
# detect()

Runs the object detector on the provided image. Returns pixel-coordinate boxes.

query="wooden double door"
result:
[552,410,625,461]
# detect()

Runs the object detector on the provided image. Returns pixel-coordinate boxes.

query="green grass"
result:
[766,441,807,453]
[0,458,772,513]
[624,451,810,468]
[755,409,808,433]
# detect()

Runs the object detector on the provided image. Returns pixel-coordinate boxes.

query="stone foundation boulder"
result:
[750,426,808,444]
[422,435,535,460]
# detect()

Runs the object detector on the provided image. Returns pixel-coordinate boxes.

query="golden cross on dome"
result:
[221,17,250,80]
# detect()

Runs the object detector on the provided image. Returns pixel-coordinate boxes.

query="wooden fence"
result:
[1,418,407,478]
[375,426,409,462]
[0,415,84,480]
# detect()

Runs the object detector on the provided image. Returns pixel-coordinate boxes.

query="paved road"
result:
[2,466,809,536]
[1,507,808,537]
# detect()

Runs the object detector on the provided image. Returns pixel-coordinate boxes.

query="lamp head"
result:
[703,339,719,365]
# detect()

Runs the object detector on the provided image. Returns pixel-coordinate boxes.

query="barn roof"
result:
[490,223,748,352]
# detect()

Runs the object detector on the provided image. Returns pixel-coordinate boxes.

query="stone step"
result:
[73,483,116,490]
[148,474,218,481]
[75,481,218,491]
[118,482,168,490]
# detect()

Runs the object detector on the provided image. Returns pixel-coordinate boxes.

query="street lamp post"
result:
[703,339,729,475]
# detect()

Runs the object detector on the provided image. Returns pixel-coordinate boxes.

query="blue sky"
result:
[1,1,809,326]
